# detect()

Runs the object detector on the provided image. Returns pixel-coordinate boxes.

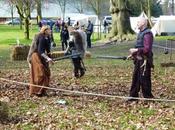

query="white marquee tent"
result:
[151,16,175,36]
[130,12,175,36]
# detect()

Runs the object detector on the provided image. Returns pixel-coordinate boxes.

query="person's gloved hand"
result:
[127,54,133,60]
[129,48,138,54]
[47,58,54,65]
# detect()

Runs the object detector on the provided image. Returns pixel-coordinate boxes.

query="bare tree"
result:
[13,0,36,39]
[85,0,110,39]
[52,0,68,21]
[7,0,15,25]
[140,0,160,27]
[0,0,16,25]
[36,0,42,23]
[71,0,84,13]
[86,0,101,18]
[172,0,174,15]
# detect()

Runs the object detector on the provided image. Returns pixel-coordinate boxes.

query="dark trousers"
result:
[130,59,154,98]
[61,40,68,51]
[87,33,92,48]
[72,57,85,78]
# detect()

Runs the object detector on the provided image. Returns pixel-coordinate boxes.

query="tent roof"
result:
[139,11,148,19]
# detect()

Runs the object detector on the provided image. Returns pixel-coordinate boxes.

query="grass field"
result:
[1,25,175,129]
[0,25,103,46]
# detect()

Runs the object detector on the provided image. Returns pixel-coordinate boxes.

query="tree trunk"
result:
[110,0,133,39]
[63,0,66,21]
[16,1,31,39]
[172,0,174,15]
[162,0,169,15]
[16,5,23,30]
[10,5,14,26]
[97,0,100,39]
[80,0,83,13]
[147,0,153,27]
[36,0,42,24]
[19,17,23,30]
[24,18,30,39]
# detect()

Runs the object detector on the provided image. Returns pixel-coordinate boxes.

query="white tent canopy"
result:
[130,12,175,36]
[151,16,175,36]
[139,12,148,19]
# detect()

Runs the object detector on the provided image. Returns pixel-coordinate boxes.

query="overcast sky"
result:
[0,2,93,18]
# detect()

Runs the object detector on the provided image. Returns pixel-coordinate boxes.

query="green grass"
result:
[0,25,62,46]
[0,25,104,46]
[17,123,35,130]
[0,25,35,45]
[155,35,175,41]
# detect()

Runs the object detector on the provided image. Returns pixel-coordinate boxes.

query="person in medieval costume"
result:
[127,17,154,101]
[65,27,87,78]
[27,25,54,97]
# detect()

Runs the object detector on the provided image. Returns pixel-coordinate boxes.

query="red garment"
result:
[138,33,153,55]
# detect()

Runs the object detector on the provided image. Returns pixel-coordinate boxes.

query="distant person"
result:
[127,17,154,101]
[67,17,71,26]
[48,20,55,31]
[27,25,54,97]
[61,21,65,29]
[86,20,93,48]
[38,20,42,31]
[60,25,69,50]
[103,19,108,33]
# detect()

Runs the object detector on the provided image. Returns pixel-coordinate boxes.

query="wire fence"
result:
[153,39,175,62]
